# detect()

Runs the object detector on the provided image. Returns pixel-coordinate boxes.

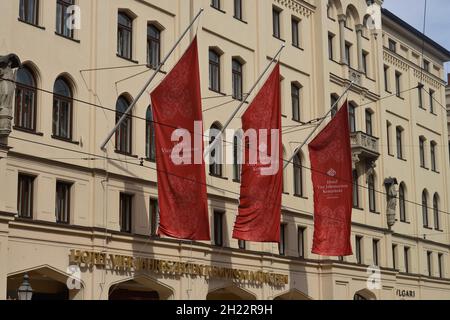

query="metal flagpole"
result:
[100,8,205,150]
[283,80,355,169]
[204,44,286,158]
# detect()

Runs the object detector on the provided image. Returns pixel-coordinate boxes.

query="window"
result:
[418,84,423,108]
[117,12,133,60]
[368,174,376,213]
[373,239,379,266]
[430,142,437,172]
[15,66,37,131]
[422,191,429,228]
[419,137,426,168]
[362,51,368,74]
[423,59,430,72]
[404,247,410,273]
[233,135,242,182]
[298,227,305,258]
[147,25,161,69]
[291,83,301,122]
[328,34,334,60]
[433,194,440,230]
[388,39,397,52]
[19,0,39,25]
[386,121,392,155]
[238,239,246,250]
[429,89,435,113]
[209,123,223,177]
[115,96,132,154]
[345,42,352,66]
[293,153,303,197]
[234,0,242,20]
[56,0,74,38]
[438,254,444,278]
[119,193,132,233]
[399,184,407,222]
[17,174,34,219]
[232,59,243,100]
[52,77,73,140]
[427,251,433,277]
[150,198,159,236]
[352,170,359,208]
[365,110,373,136]
[55,181,71,224]
[395,72,401,97]
[292,17,300,47]
[384,65,389,91]
[213,211,224,247]
[330,95,338,118]
[392,245,398,270]
[279,224,286,256]
[396,127,403,159]
[273,7,281,39]
[211,0,220,10]
[349,104,356,133]
[145,106,155,161]
[355,236,363,264]
[209,50,221,92]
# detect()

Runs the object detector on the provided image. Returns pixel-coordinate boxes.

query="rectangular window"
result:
[438,254,444,278]
[418,84,423,108]
[404,247,410,273]
[232,59,243,100]
[273,7,281,39]
[291,17,300,47]
[427,251,433,277]
[19,0,39,25]
[345,42,352,66]
[211,0,220,10]
[279,224,286,256]
[362,51,368,74]
[349,105,356,133]
[384,65,389,91]
[150,198,159,236]
[388,39,397,52]
[213,211,224,247]
[352,170,359,208]
[392,245,398,270]
[55,181,71,224]
[395,72,401,97]
[147,25,161,69]
[396,127,403,159]
[234,0,242,20]
[365,110,373,136]
[423,59,430,72]
[420,138,426,168]
[429,89,435,113]
[373,239,379,266]
[291,84,301,122]
[431,143,437,172]
[387,122,392,155]
[56,0,74,38]
[355,236,363,264]
[117,12,133,60]
[209,50,221,92]
[238,239,246,250]
[17,174,34,219]
[298,227,305,258]
[328,34,334,60]
[119,193,133,233]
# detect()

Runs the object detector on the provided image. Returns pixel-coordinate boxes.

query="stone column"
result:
[338,14,347,64]
[356,24,364,72]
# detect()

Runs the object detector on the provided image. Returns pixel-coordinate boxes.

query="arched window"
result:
[115,95,132,154]
[147,24,161,69]
[53,77,73,140]
[117,12,133,59]
[15,66,37,131]
[422,190,429,228]
[399,183,407,222]
[209,123,223,177]
[145,106,155,161]
[233,134,242,182]
[368,174,376,212]
[433,194,440,230]
[352,170,359,208]
[293,152,303,197]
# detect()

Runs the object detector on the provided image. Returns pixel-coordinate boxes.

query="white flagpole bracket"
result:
[100,8,205,151]
[204,43,285,158]
[283,80,355,170]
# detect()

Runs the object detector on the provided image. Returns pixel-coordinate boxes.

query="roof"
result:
[382,8,450,60]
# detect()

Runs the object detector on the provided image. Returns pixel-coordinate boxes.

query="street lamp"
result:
[17,273,33,301]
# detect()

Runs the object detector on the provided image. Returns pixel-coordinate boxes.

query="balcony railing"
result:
[350,131,380,160]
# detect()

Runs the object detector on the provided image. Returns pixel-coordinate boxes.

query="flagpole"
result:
[204,44,286,158]
[100,8,205,151]
[283,80,355,169]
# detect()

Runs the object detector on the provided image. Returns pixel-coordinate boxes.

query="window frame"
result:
[145,106,156,161]
[147,24,161,69]
[232,59,243,100]
[14,66,37,132]
[52,77,73,141]
[279,224,286,256]
[17,174,35,219]
[117,12,133,60]
[208,50,221,93]
[291,83,301,122]
[213,210,224,247]
[399,184,407,222]
[272,7,282,39]
[368,174,376,213]
[355,236,363,265]
[55,181,71,224]
[19,0,39,25]
[293,153,303,197]
[119,193,133,233]
[115,95,133,155]
[56,0,75,39]
[291,16,300,48]
[149,198,159,236]
[422,191,429,228]
[233,0,243,20]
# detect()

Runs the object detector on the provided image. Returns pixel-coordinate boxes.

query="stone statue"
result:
[0,54,21,137]
[384,177,398,229]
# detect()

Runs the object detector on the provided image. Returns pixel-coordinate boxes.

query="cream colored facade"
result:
[0,0,450,300]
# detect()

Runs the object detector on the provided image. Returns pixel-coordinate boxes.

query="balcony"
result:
[350,131,380,161]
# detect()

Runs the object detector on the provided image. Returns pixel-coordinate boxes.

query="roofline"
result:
[381,8,450,60]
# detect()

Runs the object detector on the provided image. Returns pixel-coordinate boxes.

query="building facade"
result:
[0,0,450,300]
[446,74,450,161]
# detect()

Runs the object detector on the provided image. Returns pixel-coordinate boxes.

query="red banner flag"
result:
[308,101,353,256]
[150,37,210,240]
[233,64,282,242]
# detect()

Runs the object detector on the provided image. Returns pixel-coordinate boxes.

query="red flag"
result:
[150,37,210,240]
[233,64,282,242]
[308,101,353,256]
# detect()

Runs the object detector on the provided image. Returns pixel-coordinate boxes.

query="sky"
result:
[383,0,450,77]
